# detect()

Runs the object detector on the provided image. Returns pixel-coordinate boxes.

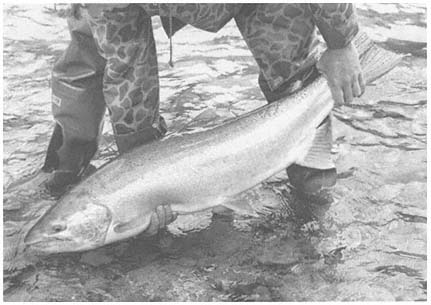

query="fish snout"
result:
[24,219,68,248]
[24,223,42,246]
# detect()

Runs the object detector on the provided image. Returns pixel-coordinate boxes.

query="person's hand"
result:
[143,204,178,236]
[316,42,365,105]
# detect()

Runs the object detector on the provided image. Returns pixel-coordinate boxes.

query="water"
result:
[3,4,427,301]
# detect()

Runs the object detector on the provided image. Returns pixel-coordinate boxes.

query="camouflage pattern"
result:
[83,5,166,138]
[144,4,243,33]
[308,3,358,49]
[236,3,358,92]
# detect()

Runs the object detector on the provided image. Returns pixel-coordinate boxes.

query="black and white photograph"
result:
[3,2,427,302]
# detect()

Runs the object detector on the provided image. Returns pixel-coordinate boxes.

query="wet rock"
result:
[4,221,23,236]
[3,196,23,211]
[256,238,320,270]
[208,278,232,292]
[300,221,321,234]
[109,243,129,258]
[3,286,33,302]
[253,285,272,301]
[199,264,217,273]
[339,283,396,301]
[80,249,114,267]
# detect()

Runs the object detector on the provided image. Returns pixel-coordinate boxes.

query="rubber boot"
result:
[43,123,98,194]
[42,11,107,194]
[286,164,336,194]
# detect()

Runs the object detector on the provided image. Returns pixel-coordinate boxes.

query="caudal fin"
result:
[353,31,403,84]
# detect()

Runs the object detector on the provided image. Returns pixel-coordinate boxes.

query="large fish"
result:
[24,32,401,253]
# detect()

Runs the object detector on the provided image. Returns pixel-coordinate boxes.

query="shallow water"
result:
[3,4,427,301]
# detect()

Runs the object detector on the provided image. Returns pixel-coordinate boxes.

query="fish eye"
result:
[51,223,67,234]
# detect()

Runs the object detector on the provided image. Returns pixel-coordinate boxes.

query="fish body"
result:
[24,32,402,253]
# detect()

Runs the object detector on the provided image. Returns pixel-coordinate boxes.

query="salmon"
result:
[24,32,402,253]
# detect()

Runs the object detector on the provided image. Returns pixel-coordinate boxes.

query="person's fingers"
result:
[145,211,159,236]
[329,84,344,106]
[156,204,177,229]
[358,73,366,96]
[156,205,166,228]
[352,75,362,97]
[163,205,177,224]
[172,211,178,222]
[343,82,354,104]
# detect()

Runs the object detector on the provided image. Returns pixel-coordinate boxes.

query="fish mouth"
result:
[24,223,71,247]
[26,236,73,246]
[25,236,76,254]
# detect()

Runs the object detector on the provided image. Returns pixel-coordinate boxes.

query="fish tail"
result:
[353,31,403,84]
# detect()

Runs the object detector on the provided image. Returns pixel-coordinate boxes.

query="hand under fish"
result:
[143,205,178,236]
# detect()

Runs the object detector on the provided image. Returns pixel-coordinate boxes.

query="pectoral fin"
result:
[218,196,258,217]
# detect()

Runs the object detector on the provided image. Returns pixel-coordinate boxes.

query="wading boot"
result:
[286,164,337,196]
[43,123,98,195]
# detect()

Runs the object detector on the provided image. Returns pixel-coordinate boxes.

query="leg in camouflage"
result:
[235,4,336,194]
[83,5,167,154]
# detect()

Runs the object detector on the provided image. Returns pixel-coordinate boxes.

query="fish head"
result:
[25,189,111,254]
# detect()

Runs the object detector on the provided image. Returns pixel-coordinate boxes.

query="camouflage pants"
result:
[52,3,333,168]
